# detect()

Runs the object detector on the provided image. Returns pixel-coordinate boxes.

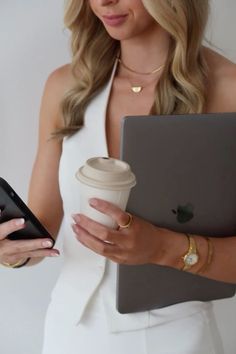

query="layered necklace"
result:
[117,57,164,93]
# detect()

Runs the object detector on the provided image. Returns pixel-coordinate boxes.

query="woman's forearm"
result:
[155,227,236,284]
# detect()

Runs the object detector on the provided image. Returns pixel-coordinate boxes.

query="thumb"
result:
[0,217,25,240]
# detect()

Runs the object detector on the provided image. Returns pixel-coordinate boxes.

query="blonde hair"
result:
[58,0,209,136]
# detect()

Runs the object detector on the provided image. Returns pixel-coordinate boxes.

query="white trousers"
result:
[42,289,224,354]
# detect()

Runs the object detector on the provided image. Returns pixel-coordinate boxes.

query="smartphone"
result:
[0,177,54,245]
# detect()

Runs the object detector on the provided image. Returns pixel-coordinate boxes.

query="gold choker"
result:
[117,57,164,76]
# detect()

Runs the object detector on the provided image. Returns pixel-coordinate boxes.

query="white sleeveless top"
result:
[55,62,209,333]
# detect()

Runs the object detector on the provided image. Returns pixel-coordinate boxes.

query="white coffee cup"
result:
[75,157,136,229]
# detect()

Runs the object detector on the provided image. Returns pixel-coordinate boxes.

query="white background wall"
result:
[0,1,235,353]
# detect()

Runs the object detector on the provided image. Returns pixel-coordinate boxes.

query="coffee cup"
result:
[75,157,136,229]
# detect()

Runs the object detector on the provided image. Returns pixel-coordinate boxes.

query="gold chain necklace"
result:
[117,57,164,93]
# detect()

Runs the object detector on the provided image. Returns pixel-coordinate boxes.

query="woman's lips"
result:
[102,14,128,27]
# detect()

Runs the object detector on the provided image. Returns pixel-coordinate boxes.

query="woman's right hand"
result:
[0,218,60,267]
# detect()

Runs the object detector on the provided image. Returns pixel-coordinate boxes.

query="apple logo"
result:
[172,203,194,223]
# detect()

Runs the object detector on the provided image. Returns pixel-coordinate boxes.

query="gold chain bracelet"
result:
[197,237,214,274]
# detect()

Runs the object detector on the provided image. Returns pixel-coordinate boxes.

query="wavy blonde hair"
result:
[58,0,209,136]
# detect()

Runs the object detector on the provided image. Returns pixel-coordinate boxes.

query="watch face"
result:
[185,254,199,266]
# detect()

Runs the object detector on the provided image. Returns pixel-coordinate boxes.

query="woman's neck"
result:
[119,26,170,74]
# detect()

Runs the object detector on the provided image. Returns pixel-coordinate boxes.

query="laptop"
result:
[117,112,236,314]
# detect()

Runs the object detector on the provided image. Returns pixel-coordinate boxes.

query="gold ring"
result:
[1,258,27,268]
[118,213,133,229]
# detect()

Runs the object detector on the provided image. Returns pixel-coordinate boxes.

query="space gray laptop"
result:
[117,112,236,314]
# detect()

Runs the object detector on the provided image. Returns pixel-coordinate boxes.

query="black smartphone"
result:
[0,177,54,245]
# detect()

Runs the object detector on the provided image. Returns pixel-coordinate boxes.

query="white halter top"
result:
[55,62,209,333]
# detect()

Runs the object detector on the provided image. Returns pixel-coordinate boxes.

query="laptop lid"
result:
[117,112,236,314]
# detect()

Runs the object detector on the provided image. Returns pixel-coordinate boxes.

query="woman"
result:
[1,0,236,353]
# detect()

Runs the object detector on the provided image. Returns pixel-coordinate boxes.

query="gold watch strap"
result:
[189,235,197,254]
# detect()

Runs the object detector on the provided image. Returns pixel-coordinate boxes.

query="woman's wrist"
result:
[150,227,182,267]
[152,227,209,273]
[152,228,187,268]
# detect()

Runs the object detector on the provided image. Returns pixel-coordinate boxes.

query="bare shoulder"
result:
[203,47,236,112]
[44,63,75,95]
[39,64,75,131]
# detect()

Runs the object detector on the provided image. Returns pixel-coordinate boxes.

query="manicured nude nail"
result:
[89,198,98,206]
[72,214,81,223]
[51,252,60,257]
[42,240,53,248]
[15,218,25,226]
[76,215,81,223]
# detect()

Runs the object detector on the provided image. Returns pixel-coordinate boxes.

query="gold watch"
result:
[182,234,199,271]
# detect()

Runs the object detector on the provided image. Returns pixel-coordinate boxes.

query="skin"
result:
[1,0,236,282]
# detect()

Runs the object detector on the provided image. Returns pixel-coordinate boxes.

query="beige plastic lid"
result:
[76,157,136,191]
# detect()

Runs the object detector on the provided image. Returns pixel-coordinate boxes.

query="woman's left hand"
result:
[72,198,168,265]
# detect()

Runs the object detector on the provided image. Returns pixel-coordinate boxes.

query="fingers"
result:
[0,237,60,265]
[72,223,119,257]
[72,214,119,244]
[0,218,25,240]
[3,249,59,265]
[89,198,130,227]
[72,198,136,260]
[0,217,60,265]
[6,238,54,253]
